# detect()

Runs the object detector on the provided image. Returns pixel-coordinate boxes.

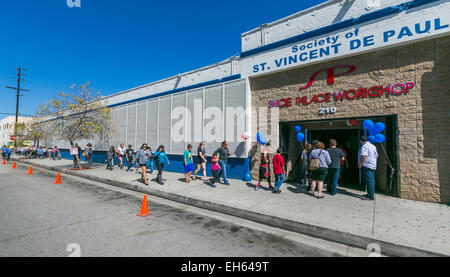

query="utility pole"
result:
[6,67,30,147]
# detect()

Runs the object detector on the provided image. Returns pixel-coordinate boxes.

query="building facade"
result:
[44,0,450,203]
[0,116,32,146]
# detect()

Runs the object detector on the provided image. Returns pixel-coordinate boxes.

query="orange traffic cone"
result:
[12,162,16,169]
[2,159,5,165]
[136,195,151,217]
[53,172,63,184]
[27,166,33,175]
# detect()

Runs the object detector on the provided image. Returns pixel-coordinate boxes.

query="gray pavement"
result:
[0,162,346,257]
[7,157,450,256]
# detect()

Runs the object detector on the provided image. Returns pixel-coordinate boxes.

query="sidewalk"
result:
[10,157,450,256]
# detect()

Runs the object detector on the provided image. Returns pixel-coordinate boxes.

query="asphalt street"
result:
[0,163,346,257]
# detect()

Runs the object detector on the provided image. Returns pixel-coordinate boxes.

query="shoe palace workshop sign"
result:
[267,65,416,115]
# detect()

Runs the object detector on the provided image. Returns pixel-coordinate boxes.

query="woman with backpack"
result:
[153,145,170,185]
[308,141,331,199]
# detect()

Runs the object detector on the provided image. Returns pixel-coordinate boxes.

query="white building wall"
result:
[0,116,32,146]
[103,58,237,107]
[241,0,413,52]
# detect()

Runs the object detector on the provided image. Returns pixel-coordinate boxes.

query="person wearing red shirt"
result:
[272,148,285,194]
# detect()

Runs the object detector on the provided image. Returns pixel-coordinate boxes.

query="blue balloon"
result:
[256,132,266,145]
[368,136,376,144]
[363,120,374,130]
[375,134,386,143]
[294,125,302,133]
[374,122,385,134]
[296,132,305,142]
[368,127,378,136]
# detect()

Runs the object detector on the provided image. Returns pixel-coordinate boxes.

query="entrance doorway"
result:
[309,128,362,189]
[279,116,398,196]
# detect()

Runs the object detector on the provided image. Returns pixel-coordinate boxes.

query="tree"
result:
[37,82,112,168]
[12,117,47,147]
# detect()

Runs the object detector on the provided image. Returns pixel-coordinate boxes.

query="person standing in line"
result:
[54,146,61,160]
[1,145,6,160]
[37,147,43,159]
[255,142,273,191]
[153,145,170,185]
[193,142,207,181]
[5,146,12,161]
[84,143,93,166]
[136,144,152,185]
[116,144,126,170]
[125,144,135,172]
[209,153,221,188]
[72,143,82,167]
[184,144,194,183]
[325,139,345,195]
[214,141,233,185]
[106,146,115,171]
[358,136,378,201]
[300,143,313,186]
[308,141,331,199]
[272,148,285,194]
[338,144,348,186]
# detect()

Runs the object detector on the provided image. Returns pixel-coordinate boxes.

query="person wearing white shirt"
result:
[358,136,378,200]
[116,144,126,170]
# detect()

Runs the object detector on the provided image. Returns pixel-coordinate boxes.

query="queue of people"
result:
[299,136,378,200]
[5,145,62,160]
[16,137,378,200]
[100,141,235,188]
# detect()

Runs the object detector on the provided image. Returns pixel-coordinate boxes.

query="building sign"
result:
[241,2,450,77]
[299,65,356,91]
[268,82,415,109]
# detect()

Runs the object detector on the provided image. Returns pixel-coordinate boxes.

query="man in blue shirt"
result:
[358,136,379,200]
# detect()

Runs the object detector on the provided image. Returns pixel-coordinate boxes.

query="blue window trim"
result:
[107,74,241,108]
[240,0,440,58]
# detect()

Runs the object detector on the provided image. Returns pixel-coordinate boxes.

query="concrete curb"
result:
[13,158,447,257]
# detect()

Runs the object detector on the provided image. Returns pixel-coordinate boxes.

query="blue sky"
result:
[0,0,326,118]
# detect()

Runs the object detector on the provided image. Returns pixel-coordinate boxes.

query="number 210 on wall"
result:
[319,107,337,115]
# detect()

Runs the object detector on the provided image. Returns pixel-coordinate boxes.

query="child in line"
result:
[125,144,135,172]
[209,153,221,188]
[184,144,194,183]
[106,146,115,171]
[255,142,273,191]
[272,148,286,194]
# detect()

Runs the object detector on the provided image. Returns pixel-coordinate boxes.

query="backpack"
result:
[153,151,162,163]
[309,149,322,171]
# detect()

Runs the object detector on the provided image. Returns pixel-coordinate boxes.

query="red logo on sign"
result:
[299,65,357,91]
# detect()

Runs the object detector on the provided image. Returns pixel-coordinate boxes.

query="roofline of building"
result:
[101,55,240,102]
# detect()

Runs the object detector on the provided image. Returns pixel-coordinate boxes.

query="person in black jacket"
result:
[213,141,233,185]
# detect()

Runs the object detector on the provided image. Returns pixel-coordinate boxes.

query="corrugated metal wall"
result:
[51,79,247,155]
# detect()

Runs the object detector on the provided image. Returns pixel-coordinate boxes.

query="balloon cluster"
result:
[241,132,250,141]
[362,120,386,144]
[294,125,305,142]
[256,132,267,145]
